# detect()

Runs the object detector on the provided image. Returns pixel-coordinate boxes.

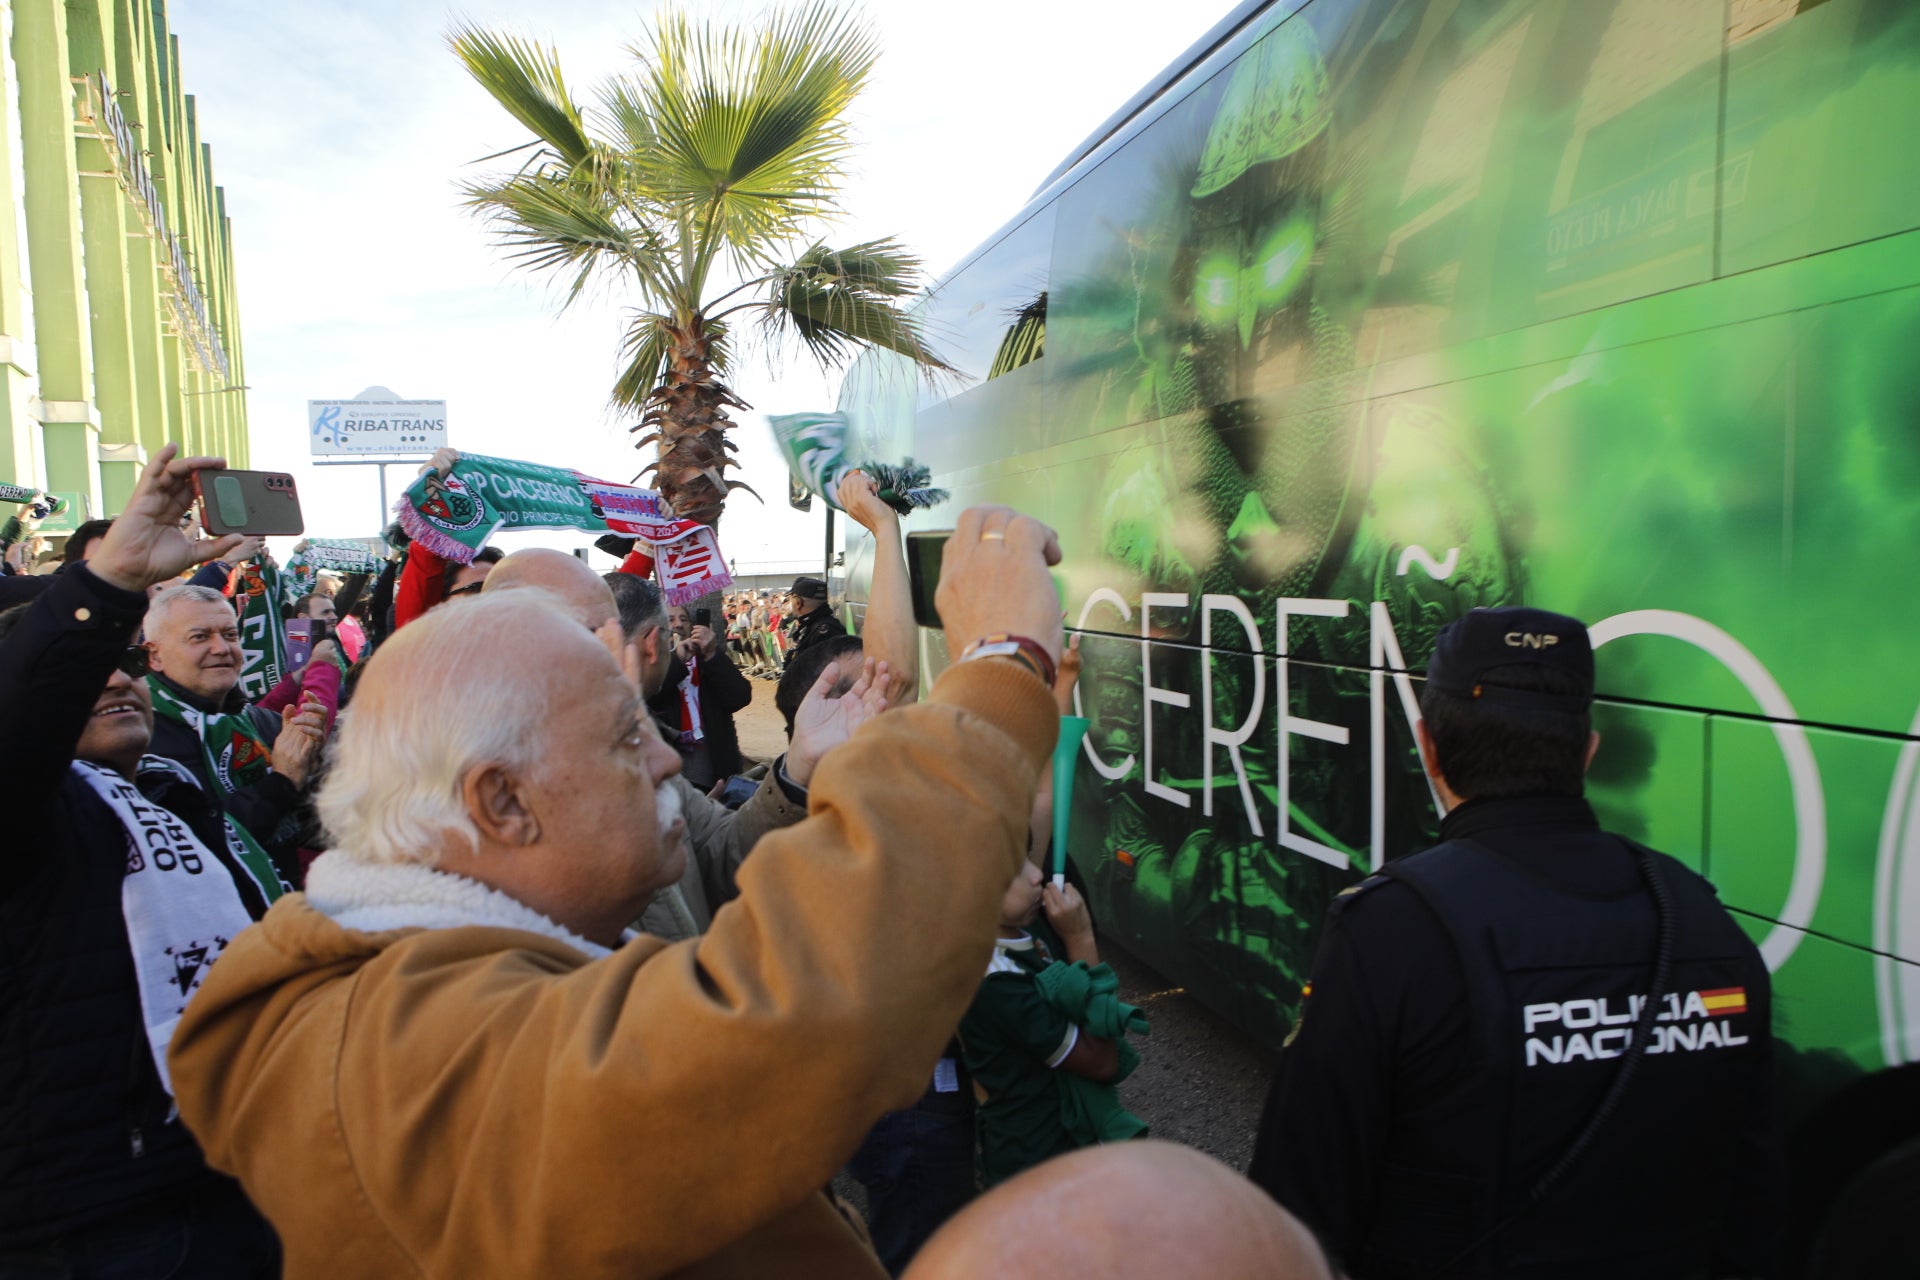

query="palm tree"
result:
[451,4,948,528]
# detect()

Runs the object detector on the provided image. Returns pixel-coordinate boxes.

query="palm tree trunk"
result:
[645,325,747,531]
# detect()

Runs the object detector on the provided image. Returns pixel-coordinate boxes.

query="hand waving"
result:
[934,505,1064,666]
[834,470,898,536]
[786,657,892,786]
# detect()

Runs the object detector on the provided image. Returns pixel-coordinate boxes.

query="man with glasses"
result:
[0,446,282,1275]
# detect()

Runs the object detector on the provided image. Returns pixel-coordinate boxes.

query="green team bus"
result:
[833,0,1919,1257]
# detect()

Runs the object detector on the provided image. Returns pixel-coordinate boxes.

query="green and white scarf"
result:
[282,539,381,607]
[221,559,287,701]
[767,411,947,515]
[74,756,281,1095]
[145,676,283,881]
[395,452,733,606]
[147,676,275,793]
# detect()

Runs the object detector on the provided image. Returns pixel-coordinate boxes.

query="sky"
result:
[163,0,1231,568]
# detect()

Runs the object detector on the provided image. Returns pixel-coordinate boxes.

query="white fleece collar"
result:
[303,852,615,960]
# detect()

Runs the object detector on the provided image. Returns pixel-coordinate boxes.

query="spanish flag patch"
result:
[1699,987,1748,1017]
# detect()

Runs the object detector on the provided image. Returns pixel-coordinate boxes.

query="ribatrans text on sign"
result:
[307,385,448,457]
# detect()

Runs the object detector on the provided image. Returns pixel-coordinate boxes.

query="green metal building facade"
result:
[0,0,245,532]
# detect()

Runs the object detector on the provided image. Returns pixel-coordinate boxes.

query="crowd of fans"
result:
[718,574,847,682]
[0,448,1785,1280]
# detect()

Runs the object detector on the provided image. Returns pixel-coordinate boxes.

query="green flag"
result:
[767,411,947,515]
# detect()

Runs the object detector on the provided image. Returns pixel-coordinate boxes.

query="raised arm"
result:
[836,470,919,705]
[394,449,460,629]
[0,445,242,850]
[332,571,370,620]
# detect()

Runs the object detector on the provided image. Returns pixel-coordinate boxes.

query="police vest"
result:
[786,610,845,655]
[1364,838,1768,1279]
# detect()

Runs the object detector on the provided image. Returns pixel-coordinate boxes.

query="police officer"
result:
[1248,607,1782,1279]
[781,576,845,667]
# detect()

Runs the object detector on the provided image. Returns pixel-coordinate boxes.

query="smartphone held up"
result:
[905,529,949,630]
[194,468,304,538]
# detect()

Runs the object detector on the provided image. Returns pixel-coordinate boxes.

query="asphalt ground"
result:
[729,675,1281,1174]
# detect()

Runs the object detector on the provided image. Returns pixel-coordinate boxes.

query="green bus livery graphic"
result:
[834,0,1920,1181]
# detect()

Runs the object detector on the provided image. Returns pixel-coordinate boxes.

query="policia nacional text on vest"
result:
[1368,833,1772,1276]
[1248,608,1779,1279]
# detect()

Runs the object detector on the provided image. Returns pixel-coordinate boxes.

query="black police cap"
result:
[789,576,828,600]
[1425,607,1594,711]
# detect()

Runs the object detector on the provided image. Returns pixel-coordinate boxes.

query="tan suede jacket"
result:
[168,661,1056,1279]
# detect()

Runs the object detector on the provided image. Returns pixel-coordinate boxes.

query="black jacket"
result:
[144,674,299,860]
[1250,796,1782,1279]
[648,649,754,784]
[783,606,846,665]
[0,566,259,1245]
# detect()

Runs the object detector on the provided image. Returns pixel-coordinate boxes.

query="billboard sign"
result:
[308,386,447,457]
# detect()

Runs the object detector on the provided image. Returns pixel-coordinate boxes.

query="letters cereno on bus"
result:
[1076,589,1824,973]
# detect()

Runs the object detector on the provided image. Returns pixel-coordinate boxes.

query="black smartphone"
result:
[694,607,712,629]
[194,468,304,537]
[905,530,949,629]
[717,775,758,810]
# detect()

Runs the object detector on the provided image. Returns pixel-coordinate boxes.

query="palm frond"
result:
[786,238,924,298]
[631,3,877,258]
[596,73,660,158]
[759,242,953,374]
[450,24,595,169]
[612,314,676,412]
[461,170,671,308]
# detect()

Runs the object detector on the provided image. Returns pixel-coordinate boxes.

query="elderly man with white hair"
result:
[168,506,1070,1278]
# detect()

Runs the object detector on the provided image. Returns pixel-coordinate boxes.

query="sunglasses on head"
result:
[118,646,151,678]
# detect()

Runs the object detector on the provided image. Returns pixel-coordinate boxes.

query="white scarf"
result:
[303,853,618,959]
[73,758,277,1096]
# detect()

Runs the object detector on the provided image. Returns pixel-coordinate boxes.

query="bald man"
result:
[480,548,616,629]
[905,1142,1335,1280]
